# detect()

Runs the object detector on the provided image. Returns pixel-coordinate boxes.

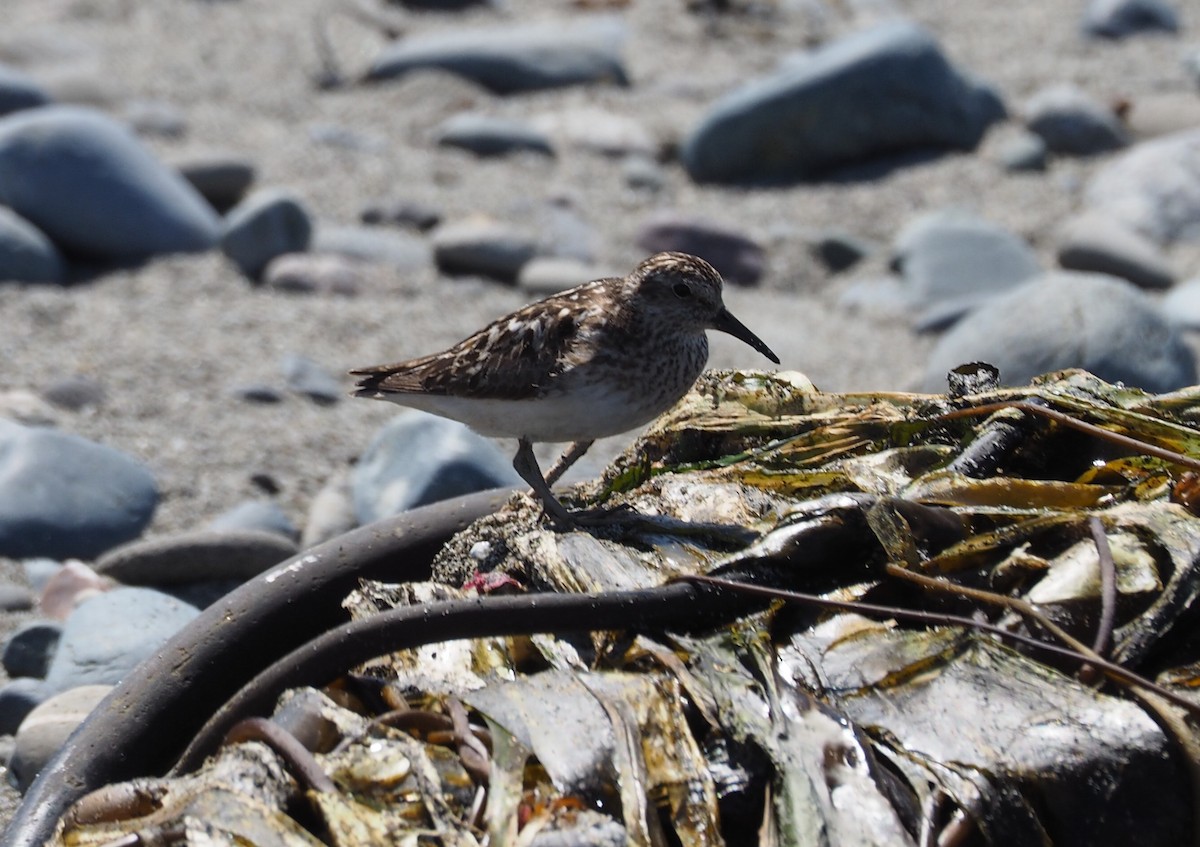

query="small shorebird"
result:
[352,251,779,525]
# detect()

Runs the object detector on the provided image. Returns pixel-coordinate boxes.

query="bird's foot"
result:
[543,501,639,530]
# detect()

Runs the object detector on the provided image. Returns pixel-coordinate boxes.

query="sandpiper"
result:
[351,251,779,524]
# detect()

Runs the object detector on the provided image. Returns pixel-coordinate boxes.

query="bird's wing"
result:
[351,283,612,400]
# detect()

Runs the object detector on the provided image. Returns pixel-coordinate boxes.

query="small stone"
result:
[1056,211,1174,289]
[0,582,34,612]
[636,212,766,286]
[530,107,655,157]
[0,389,58,426]
[230,384,286,404]
[0,678,50,736]
[0,420,159,561]
[40,374,105,411]
[431,217,537,283]
[518,257,616,295]
[308,123,388,153]
[435,113,554,157]
[209,500,297,540]
[1123,93,1200,141]
[621,154,666,191]
[302,467,358,548]
[312,225,431,272]
[173,151,256,213]
[0,206,64,284]
[997,131,1049,172]
[22,558,61,594]
[220,188,313,280]
[1082,0,1179,38]
[1024,84,1128,156]
[360,199,442,231]
[3,621,63,679]
[262,253,364,296]
[122,98,186,139]
[1161,278,1200,329]
[0,64,51,117]
[38,561,115,621]
[93,530,299,585]
[11,684,112,791]
[811,230,874,273]
[281,353,342,405]
[353,412,521,523]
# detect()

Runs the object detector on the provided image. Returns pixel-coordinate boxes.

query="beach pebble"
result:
[360,198,442,231]
[1082,0,1179,38]
[230,383,286,404]
[0,678,49,736]
[208,500,297,539]
[530,107,656,157]
[38,561,113,620]
[1056,211,1174,289]
[94,529,298,586]
[281,353,342,405]
[1085,129,1200,244]
[43,588,198,694]
[312,225,431,272]
[3,621,62,679]
[435,113,554,157]
[518,257,614,295]
[262,252,363,297]
[432,217,537,282]
[892,210,1041,329]
[0,64,51,117]
[173,151,256,212]
[0,106,220,259]
[0,206,64,283]
[11,684,112,792]
[636,213,766,286]
[353,412,521,523]
[302,467,358,548]
[1161,278,1200,329]
[681,20,1005,183]
[0,419,158,560]
[308,123,388,154]
[998,130,1049,172]
[810,230,874,273]
[0,583,34,612]
[22,559,62,595]
[0,391,57,426]
[621,154,666,191]
[220,188,313,280]
[367,16,629,94]
[1023,84,1128,155]
[921,271,1196,392]
[122,98,186,139]
[39,374,105,411]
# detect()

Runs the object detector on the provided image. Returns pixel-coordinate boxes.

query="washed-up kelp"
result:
[52,368,1200,846]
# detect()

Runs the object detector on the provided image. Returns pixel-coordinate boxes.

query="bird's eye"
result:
[672,283,692,299]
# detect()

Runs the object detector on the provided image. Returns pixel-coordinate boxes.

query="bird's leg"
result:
[544,440,594,489]
[513,437,575,525]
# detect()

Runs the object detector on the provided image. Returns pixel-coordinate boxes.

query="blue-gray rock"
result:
[209,500,298,539]
[998,131,1049,172]
[435,113,554,157]
[811,230,874,273]
[230,383,286,404]
[3,621,63,679]
[0,419,158,560]
[11,684,111,791]
[636,213,766,286]
[353,412,521,523]
[122,98,186,139]
[281,353,342,405]
[220,188,313,280]
[518,257,616,295]
[302,466,357,548]
[22,559,61,594]
[621,154,666,191]
[0,106,220,259]
[367,16,629,94]
[360,199,442,231]
[892,210,1041,329]
[0,206,64,283]
[1082,0,1179,38]
[0,582,34,612]
[40,374,106,411]
[263,252,364,297]
[1056,211,1174,289]
[43,588,198,692]
[432,218,537,282]
[921,271,1196,393]
[0,678,49,736]
[1161,278,1200,329]
[1023,84,1128,156]
[681,21,1005,183]
[173,151,256,213]
[1085,129,1200,244]
[312,225,432,271]
[0,64,50,117]
[93,530,298,585]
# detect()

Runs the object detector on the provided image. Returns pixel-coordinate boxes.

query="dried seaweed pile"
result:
[53,369,1200,846]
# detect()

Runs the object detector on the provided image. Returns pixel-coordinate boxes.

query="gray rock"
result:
[0,678,49,736]
[435,113,554,157]
[892,210,1041,330]
[44,588,198,692]
[432,218,537,282]
[0,64,51,117]
[998,130,1049,172]
[209,500,297,540]
[1085,129,1200,244]
[3,621,62,679]
[11,684,111,791]
[360,199,442,231]
[220,188,313,280]
[312,225,431,271]
[1161,278,1200,329]
[0,206,64,283]
[0,419,158,560]
[367,16,629,94]
[0,390,57,426]
[0,106,220,258]
[921,271,1196,393]
[0,583,34,612]
[621,154,666,191]
[518,257,614,295]
[1056,211,1174,289]
[307,123,388,154]
[173,151,256,213]
[122,98,186,139]
[681,21,1005,183]
[353,412,521,523]
[93,530,298,585]
[530,107,655,157]
[281,353,342,405]
[636,213,766,286]
[811,230,874,273]
[1023,84,1128,155]
[302,467,358,548]
[1082,0,1179,38]
[40,374,106,411]
[263,252,364,296]
[22,559,62,594]
[230,383,286,404]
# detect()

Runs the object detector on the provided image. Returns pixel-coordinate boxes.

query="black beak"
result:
[713,308,780,364]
